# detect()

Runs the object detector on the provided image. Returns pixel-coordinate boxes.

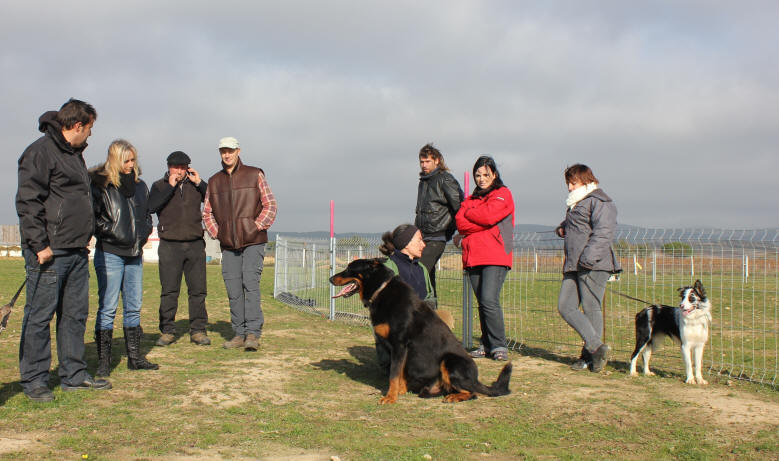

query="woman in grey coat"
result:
[555,164,621,373]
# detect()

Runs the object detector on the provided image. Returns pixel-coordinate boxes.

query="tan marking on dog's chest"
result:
[374,323,390,338]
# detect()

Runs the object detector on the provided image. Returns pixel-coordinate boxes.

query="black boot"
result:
[124,326,159,371]
[95,329,113,377]
[570,346,592,371]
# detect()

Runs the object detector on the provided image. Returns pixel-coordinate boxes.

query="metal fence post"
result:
[462,270,472,349]
[652,251,657,283]
[273,234,280,297]
[311,243,316,289]
[329,237,336,320]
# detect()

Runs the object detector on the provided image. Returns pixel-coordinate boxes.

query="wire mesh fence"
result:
[273,228,778,387]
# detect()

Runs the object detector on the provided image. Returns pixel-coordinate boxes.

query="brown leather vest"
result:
[207,158,267,250]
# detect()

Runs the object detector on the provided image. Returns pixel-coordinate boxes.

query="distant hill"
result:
[269,224,558,241]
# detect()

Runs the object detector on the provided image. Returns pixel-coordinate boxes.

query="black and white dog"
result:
[629,280,712,384]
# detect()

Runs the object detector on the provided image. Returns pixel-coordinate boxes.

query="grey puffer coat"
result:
[557,188,621,274]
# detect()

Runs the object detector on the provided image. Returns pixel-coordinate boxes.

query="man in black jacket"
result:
[414,143,464,294]
[148,151,210,346]
[16,99,112,402]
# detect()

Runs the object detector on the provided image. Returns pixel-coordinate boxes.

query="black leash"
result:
[0,278,27,334]
[605,286,655,306]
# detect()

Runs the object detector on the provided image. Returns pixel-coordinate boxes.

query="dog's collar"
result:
[365,279,391,307]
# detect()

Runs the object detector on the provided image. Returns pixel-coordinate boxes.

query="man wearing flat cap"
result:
[203,137,277,352]
[148,151,210,346]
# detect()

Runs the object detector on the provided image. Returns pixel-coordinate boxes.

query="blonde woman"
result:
[90,139,156,376]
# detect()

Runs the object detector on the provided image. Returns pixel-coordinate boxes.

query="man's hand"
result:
[168,169,185,186]
[187,168,201,186]
[453,234,463,248]
[37,246,53,264]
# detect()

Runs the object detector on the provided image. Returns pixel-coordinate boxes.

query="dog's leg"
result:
[693,344,708,385]
[681,343,695,384]
[379,347,408,405]
[642,344,655,376]
[630,342,646,376]
[443,390,475,403]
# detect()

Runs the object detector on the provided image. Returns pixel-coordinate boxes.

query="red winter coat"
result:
[455,186,515,269]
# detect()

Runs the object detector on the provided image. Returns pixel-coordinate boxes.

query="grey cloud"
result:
[2,1,777,233]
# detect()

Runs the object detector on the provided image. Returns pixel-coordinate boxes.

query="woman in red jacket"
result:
[455,156,515,361]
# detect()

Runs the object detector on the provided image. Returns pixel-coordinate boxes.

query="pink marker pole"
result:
[464,171,470,199]
[330,200,334,238]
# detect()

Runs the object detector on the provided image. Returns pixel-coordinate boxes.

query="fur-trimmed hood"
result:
[88,164,110,188]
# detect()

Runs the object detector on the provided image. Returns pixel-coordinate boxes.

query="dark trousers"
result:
[19,249,90,391]
[419,240,446,295]
[467,265,509,353]
[158,239,208,335]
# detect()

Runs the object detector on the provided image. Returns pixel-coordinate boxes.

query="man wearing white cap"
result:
[202,137,277,351]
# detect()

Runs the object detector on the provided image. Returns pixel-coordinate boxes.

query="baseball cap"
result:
[218,137,240,149]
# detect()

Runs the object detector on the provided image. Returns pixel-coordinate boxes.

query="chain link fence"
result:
[274,228,778,387]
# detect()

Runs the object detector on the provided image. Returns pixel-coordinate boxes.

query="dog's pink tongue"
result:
[332,283,355,299]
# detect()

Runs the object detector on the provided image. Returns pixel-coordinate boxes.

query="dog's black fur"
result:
[330,258,512,404]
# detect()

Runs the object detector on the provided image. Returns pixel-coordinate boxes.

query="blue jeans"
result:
[467,265,509,354]
[94,248,143,330]
[221,244,265,337]
[19,248,91,391]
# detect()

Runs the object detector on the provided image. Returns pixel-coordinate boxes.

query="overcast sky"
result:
[2,1,777,233]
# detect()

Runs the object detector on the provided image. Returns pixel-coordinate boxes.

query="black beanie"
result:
[392,225,419,250]
[167,151,191,165]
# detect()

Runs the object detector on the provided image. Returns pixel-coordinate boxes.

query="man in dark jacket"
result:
[202,137,277,352]
[15,99,111,402]
[414,144,464,294]
[148,151,211,346]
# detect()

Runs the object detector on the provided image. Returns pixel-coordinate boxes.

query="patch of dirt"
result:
[0,432,45,454]
[184,356,310,408]
[675,388,779,427]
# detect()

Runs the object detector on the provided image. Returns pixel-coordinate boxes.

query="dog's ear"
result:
[693,279,706,300]
[369,257,388,266]
[677,287,686,298]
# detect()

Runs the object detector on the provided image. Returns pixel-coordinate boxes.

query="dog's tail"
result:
[476,362,513,397]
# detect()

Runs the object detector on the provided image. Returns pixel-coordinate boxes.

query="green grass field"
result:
[0,258,777,460]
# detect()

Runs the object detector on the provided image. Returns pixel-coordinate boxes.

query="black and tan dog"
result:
[330,258,512,404]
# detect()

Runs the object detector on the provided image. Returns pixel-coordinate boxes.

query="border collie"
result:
[629,280,712,384]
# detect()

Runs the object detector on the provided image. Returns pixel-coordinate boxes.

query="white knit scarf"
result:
[566,182,598,210]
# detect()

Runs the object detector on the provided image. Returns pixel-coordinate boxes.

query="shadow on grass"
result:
[517,342,645,376]
[309,345,386,391]
[0,380,22,405]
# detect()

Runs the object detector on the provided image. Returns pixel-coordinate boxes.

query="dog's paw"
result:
[378,395,397,405]
[629,371,638,377]
[684,377,696,384]
[696,377,708,385]
[644,371,656,377]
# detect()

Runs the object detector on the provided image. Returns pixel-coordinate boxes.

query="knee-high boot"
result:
[95,329,113,377]
[124,326,159,370]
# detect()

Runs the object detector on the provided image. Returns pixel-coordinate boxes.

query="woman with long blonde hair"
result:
[90,139,157,376]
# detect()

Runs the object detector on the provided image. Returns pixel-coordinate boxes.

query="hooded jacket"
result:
[558,188,621,274]
[415,168,464,241]
[16,111,95,253]
[90,167,152,257]
[455,186,515,269]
